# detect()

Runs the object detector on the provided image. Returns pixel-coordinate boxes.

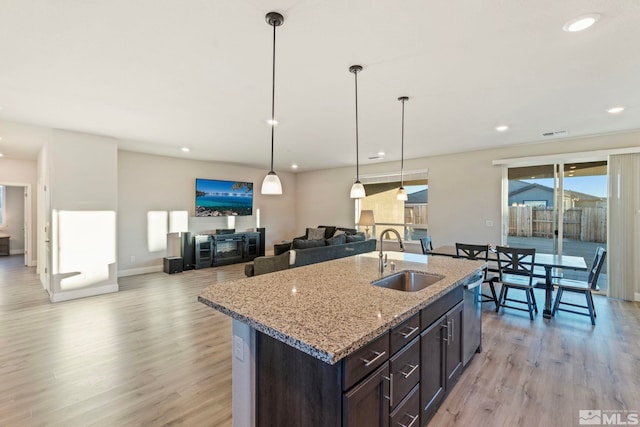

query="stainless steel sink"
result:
[371,270,445,292]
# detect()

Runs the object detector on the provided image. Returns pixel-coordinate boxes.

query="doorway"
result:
[0,182,32,267]
[503,161,608,291]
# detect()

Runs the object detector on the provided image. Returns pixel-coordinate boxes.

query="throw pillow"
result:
[346,234,366,243]
[318,225,337,238]
[326,233,347,246]
[306,227,326,240]
[293,238,325,250]
[333,229,346,236]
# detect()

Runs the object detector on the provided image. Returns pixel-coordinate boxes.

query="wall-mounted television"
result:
[195,179,253,217]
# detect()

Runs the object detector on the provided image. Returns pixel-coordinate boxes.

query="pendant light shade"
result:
[261,171,283,194]
[397,187,408,201]
[349,65,366,199]
[261,12,284,195]
[350,182,366,198]
[396,96,409,201]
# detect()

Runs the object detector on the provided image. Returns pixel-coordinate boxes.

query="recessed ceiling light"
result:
[291,164,298,169]
[266,119,278,125]
[378,151,385,156]
[495,125,509,132]
[181,147,190,152]
[563,13,600,32]
[0,153,4,157]
[569,165,577,169]
[607,106,625,114]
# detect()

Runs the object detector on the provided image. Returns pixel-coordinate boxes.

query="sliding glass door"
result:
[560,161,608,291]
[504,160,608,291]
[506,164,560,254]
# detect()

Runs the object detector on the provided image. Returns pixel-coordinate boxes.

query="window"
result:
[0,185,5,226]
[359,179,428,241]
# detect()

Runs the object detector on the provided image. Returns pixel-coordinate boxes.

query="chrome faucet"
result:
[378,228,404,275]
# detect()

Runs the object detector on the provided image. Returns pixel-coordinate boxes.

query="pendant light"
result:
[349,65,366,199]
[396,96,409,201]
[261,12,284,195]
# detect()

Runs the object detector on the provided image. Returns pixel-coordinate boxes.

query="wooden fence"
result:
[508,206,606,243]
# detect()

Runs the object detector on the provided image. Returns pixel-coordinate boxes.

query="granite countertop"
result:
[198,251,485,365]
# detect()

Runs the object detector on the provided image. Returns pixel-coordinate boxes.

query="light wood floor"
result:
[1,255,639,426]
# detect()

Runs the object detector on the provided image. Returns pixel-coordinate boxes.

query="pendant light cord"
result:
[270,21,277,173]
[354,69,360,180]
[400,98,405,187]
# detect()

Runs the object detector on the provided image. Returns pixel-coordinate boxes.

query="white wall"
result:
[44,129,119,302]
[117,151,297,275]
[0,158,37,264]
[296,131,640,248]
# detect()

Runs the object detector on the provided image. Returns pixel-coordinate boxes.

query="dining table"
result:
[427,245,588,319]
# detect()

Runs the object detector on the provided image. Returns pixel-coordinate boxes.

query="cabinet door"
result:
[344,362,390,427]
[445,302,464,391]
[420,317,445,422]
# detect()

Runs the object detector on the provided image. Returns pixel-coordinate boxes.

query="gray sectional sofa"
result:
[244,226,376,277]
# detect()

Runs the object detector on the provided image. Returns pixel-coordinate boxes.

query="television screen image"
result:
[195,179,253,217]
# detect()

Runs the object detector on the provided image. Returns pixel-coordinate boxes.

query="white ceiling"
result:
[0,0,639,172]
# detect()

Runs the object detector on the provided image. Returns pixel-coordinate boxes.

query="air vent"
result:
[542,130,569,137]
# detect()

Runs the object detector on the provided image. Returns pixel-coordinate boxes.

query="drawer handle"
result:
[361,350,386,367]
[442,320,451,345]
[398,413,419,427]
[399,326,419,338]
[383,373,394,407]
[398,363,419,379]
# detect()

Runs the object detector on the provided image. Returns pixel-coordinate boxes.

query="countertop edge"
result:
[198,265,485,365]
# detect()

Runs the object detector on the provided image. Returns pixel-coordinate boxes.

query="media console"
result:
[193,230,264,269]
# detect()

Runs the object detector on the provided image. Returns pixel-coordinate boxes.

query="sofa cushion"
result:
[326,233,347,246]
[306,227,326,240]
[318,225,337,239]
[346,234,366,243]
[253,251,291,276]
[293,238,326,249]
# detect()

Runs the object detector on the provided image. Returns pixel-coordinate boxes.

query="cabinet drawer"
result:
[389,336,420,409]
[343,332,390,391]
[390,312,420,354]
[421,286,462,330]
[390,384,420,427]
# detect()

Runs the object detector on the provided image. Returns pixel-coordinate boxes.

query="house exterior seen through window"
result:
[361,179,428,242]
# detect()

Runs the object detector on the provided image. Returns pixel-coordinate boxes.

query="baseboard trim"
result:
[50,284,119,303]
[9,249,25,255]
[118,265,163,277]
[635,292,640,302]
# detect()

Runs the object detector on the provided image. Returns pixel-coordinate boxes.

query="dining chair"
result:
[552,247,606,325]
[456,243,499,309]
[419,236,433,254]
[496,246,538,320]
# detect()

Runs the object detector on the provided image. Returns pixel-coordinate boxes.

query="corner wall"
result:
[45,129,119,302]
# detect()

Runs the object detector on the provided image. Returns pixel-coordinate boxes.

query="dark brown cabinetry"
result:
[343,362,390,427]
[255,285,467,427]
[420,300,463,423]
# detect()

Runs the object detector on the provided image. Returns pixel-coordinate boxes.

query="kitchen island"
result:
[199,251,485,427]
